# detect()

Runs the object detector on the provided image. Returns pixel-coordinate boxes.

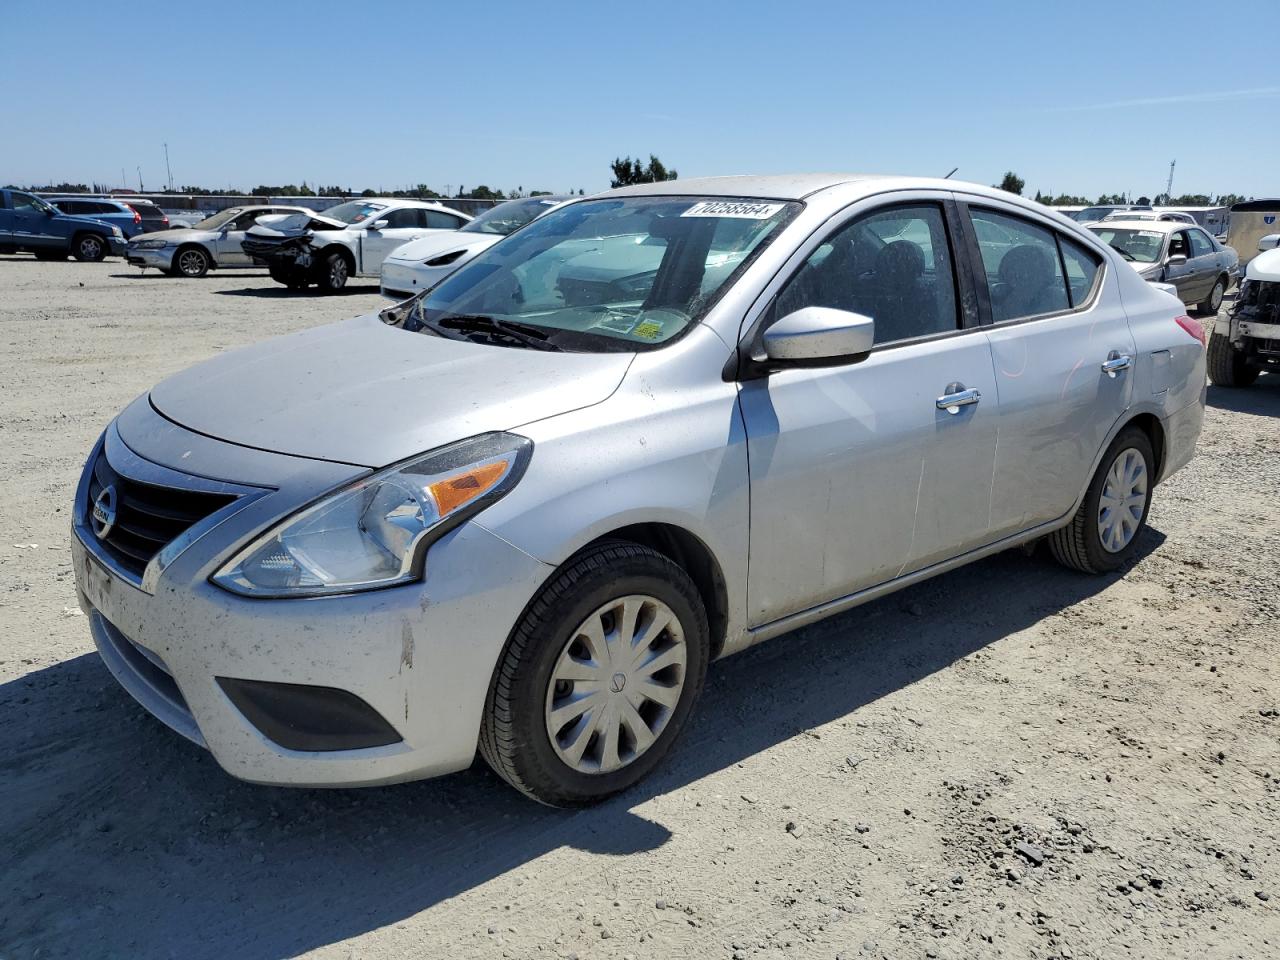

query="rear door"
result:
[741,195,999,624]
[958,200,1135,536]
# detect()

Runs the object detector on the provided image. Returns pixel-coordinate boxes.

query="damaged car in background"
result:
[242,198,471,293]
[126,205,314,277]
[1208,233,1280,387]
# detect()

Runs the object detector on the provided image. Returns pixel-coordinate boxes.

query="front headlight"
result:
[111,226,124,237]
[212,432,532,598]
[133,238,169,249]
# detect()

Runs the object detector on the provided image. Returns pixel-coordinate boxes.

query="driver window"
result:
[775,203,959,345]
[230,211,260,231]
[1168,232,1189,258]
[12,193,39,213]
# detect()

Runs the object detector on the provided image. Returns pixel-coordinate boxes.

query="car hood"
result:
[148,313,634,467]
[130,227,213,243]
[246,212,348,238]
[385,231,498,263]
[1246,247,1280,283]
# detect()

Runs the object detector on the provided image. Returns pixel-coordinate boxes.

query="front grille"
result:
[87,451,236,578]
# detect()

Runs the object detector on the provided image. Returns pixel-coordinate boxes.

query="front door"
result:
[959,202,1136,536]
[211,209,266,265]
[741,199,998,627]
[10,191,57,249]
[1162,229,1199,304]
[358,207,429,274]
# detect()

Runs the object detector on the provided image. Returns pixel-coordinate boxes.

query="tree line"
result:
[994,172,1248,207]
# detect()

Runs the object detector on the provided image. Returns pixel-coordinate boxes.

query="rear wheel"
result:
[1198,275,1226,315]
[173,246,210,278]
[316,250,350,294]
[1207,332,1259,387]
[1048,427,1154,574]
[72,233,107,262]
[480,542,710,807]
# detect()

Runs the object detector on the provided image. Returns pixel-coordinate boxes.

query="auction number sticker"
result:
[681,200,785,219]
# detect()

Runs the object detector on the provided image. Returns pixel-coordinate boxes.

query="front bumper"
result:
[125,246,174,268]
[72,410,552,788]
[108,236,128,257]
[380,258,449,301]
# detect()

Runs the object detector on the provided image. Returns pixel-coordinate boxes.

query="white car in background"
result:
[243,198,472,293]
[125,205,314,277]
[381,195,571,300]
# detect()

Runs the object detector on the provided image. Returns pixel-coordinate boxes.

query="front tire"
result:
[1206,332,1259,387]
[1048,427,1154,574]
[1198,276,1226,315]
[173,245,210,278]
[72,233,107,262]
[480,542,710,807]
[316,250,350,294]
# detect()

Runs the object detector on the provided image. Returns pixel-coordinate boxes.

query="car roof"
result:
[605,173,895,200]
[1089,219,1190,233]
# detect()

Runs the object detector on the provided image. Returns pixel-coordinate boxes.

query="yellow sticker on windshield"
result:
[633,320,664,340]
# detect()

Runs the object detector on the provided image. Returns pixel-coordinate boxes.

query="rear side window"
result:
[776,202,959,346]
[1189,230,1214,257]
[1059,237,1102,306]
[425,210,464,229]
[969,209,1070,322]
[56,200,83,213]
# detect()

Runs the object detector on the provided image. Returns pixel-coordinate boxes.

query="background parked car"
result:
[1089,219,1238,313]
[1070,204,1153,223]
[1099,210,1197,225]
[381,195,571,299]
[243,198,471,293]
[49,196,170,236]
[0,188,126,261]
[126,205,314,277]
[1207,233,1280,387]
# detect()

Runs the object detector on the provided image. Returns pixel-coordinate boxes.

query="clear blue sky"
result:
[4,0,1278,199]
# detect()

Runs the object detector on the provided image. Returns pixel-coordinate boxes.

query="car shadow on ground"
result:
[0,532,1164,958]
[1207,376,1280,415]
[212,284,380,298]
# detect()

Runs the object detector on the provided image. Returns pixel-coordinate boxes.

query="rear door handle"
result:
[1101,353,1133,377]
[936,384,981,413]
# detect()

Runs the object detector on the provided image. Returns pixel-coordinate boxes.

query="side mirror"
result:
[371,219,389,230]
[1166,254,1188,267]
[762,307,875,366]
[1258,234,1280,252]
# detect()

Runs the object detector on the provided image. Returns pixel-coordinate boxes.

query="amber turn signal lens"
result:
[428,459,510,516]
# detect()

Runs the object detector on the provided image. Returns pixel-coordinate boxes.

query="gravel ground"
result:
[1,256,1277,960]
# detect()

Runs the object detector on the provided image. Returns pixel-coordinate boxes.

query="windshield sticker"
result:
[681,200,785,220]
[633,320,664,340]
[1138,231,1162,239]
[592,314,638,335]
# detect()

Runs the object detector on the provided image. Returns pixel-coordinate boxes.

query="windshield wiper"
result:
[1109,244,1136,261]
[438,315,564,352]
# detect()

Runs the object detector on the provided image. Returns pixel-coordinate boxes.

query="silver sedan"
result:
[125,204,313,277]
[73,174,1206,805]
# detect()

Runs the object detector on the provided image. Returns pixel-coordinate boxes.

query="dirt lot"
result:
[1,256,1277,960]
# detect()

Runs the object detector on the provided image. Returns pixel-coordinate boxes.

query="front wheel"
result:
[1048,427,1154,574]
[72,233,107,262]
[1206,332,1259,387]
[316,250,349,294]
[1198,276,1226,315]
[173,246,210,278]
[480,542,710,807]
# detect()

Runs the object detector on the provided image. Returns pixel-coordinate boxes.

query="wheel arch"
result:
[580,522,730,660]
[1125,412,1166,482]
[319,243,356,271]
[173,241,214,269]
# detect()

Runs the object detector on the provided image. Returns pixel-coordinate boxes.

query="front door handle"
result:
[1101,352,1133,377]
[936,383,981,414]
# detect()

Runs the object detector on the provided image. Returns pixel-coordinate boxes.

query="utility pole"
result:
[164,143,173,191]
[137,166,143,192]
[1165,160,1176,201]
[121,168,126,191]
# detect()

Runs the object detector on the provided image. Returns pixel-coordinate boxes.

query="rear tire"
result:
[316,250,350,294]
[1198,276,1226,315]
[1048,427,1154,574]
[72,233,107,262]
[1206,332,1259,387]
[480,542,710,807]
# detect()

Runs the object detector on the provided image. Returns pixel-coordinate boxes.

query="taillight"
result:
[1174,314,1206,347]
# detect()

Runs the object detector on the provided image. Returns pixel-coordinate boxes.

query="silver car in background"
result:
[126,204,314,277]
[73,174,1206,806]
[1089,219,1238,314]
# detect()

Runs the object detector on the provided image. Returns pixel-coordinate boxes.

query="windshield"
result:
[461,196,564,236]
[318,200,387,224]
[408,196,800,352]
[193,208,243,230]
[1088,226,1165,263]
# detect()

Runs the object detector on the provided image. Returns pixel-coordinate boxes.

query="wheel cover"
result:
[81,237,101,258]
[1097,447,1148,553]
[1210,280,1224,311]
[329,257,347,285]
[544,594,687,775]
[179,250,205,275]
